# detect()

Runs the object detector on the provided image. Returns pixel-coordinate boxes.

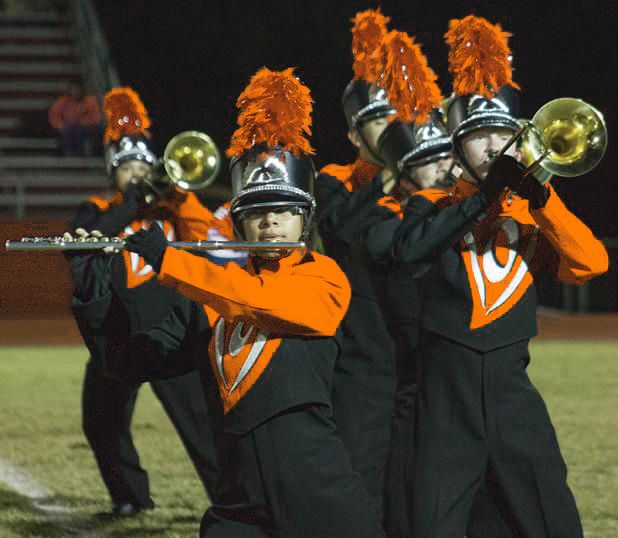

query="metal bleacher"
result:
[0,0,118,219]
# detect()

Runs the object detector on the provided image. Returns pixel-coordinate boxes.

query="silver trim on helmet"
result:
[230,184,316,213]
[453,110,520,139]
[397,137,452,171]
[351,99,396,127]
[107,148,157,175]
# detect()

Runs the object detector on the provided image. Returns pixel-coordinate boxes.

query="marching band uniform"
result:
[315,11,397,516]
[368,115,453,538]
[388,17,608,536]
[69,88,222,514]
[361,29,505,534]
[124,68,385,537]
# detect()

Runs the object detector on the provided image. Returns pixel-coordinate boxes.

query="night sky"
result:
[94,0,617,236]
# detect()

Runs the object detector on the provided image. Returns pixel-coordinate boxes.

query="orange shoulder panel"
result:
[320,158,381,192]
[413,188,450,205]
[320,163,356,192]
[377,195,403,220]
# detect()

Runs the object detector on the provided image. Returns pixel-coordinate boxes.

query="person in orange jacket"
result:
[388,16,609,536]
[48,81,101,156]
[124,67,386,537]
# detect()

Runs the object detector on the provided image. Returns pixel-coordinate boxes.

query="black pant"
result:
[201,405,385,538]
[82,359,218,508]
[409,332,583,537]
[331,294,396,517]
[384,324,509,538]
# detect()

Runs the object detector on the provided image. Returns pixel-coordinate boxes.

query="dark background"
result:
[94,0,617,237]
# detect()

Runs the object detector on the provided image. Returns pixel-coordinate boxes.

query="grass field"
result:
[0,342,617,537]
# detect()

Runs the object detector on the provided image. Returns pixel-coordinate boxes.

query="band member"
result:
[369,112,452,538]
[68,87,223,516]
[362,30,507,536]
[123,68,385,537]
[315,10,400,517]
[388,16,608,536]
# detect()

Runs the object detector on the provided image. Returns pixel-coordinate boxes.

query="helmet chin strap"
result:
[454,141,483,185]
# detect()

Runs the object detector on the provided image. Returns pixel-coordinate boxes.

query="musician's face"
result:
[241,205,304,259]
[406,157,455,191]
[460,127,520,180]
[114,161,152,193]
[348,115,392,165]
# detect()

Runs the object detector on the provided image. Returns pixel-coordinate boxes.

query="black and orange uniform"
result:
[70,190,224,510]
[316,158,397,515]
[367,193,511,538]
[123,66,387,536]
[124,246,386,537]
[391,178,608,536]
[364,195,418,536]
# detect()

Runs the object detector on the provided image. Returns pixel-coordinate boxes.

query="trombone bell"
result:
[520,98,607,181]
[163,130,222,191]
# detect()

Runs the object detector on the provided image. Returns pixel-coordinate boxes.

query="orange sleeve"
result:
[172,192,220,240]
[531,184,608,284]
[157,249,351,337]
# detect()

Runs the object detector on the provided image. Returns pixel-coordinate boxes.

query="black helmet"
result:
[447,86,521,141]
[342,80,396,130]
[377,110,452,181]
[230,146,316,241]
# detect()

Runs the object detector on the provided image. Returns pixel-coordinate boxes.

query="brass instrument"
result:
[5,237,305,252]
[141,130,222,203]
[498,98,607,184]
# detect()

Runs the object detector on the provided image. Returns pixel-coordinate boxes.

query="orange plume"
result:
[351,9,390,82]
[226,67,314,158]
[376,30,444,123]
[444,15,520,98]
[103,87,151,144]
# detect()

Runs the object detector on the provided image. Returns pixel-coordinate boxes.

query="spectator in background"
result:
[48,81,102,156]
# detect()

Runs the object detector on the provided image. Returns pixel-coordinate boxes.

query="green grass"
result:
[0,342,616,536]
[0,346,209,537]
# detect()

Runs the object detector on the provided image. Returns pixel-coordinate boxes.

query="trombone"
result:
[140,130,222,204]
[496,98,607,184]
[5,236,306,252]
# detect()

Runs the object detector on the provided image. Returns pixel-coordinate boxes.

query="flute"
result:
[5,237,306,252]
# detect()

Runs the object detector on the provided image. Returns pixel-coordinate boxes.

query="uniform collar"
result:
[248,248,308,275]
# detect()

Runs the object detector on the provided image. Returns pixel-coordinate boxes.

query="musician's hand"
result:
[125,221,168,272]
[63,229,118,254]
[63,229,114,301]
[479,155,521,206]
[512,172,550,209]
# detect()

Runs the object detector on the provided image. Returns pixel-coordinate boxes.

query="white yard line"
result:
[0,457,107,537]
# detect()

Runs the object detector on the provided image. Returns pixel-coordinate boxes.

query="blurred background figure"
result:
[48,81,102,156]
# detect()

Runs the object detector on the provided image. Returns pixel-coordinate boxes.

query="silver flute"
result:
[5,236,306,252]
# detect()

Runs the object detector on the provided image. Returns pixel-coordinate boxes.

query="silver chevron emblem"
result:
[214,318,269,393]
